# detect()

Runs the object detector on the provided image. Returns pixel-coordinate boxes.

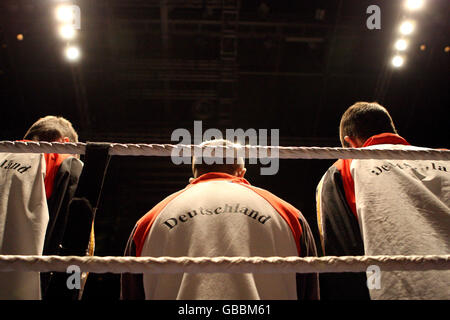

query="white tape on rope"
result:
[0,255,448,274]
[0,141,449,160]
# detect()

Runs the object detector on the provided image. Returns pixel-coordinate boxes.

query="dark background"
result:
[0,0,448,299]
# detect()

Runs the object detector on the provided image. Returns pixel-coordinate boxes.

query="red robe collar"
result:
[362,133,410,147]
[189,172,251,186]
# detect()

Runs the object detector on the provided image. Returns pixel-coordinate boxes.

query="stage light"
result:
[395,39,408,51]
[16,34,24,41]
[55,5,74,23]
[65,46,80,62]
[405,0,424,11]
[399,21,415,35]
[420,44,426,51]
[445,46,450,53]
[59,25,76,40]
[392,55,404,68]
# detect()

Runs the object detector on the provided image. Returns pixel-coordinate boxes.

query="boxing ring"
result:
[0,141,449,278]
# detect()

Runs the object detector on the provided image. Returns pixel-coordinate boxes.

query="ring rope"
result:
[0,141,449,160]
[0,255,448,274]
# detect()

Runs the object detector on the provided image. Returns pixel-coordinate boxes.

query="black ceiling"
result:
[0,0,449,299]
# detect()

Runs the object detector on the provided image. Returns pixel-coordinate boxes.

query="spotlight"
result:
[399,21,415,35]
[55,5,74,23]
[16,34,24,41]
[395,39,408,51]
[59,25,76,40]
[65,46,81,62]
[392,55,404,68]
[444,46,450,53]
[420,44,426,51]
[405,0,424,11]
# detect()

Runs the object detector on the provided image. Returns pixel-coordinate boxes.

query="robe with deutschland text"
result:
[0,149,82,300]
[316,133,450,300]
[121,172,319,300]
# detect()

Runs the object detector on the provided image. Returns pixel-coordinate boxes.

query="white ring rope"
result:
[0,255,448,274]
[0,140,449,160]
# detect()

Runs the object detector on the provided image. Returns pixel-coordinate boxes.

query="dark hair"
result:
[339,102,397,147]
[23,116,79,142]
[192,139,245,177]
